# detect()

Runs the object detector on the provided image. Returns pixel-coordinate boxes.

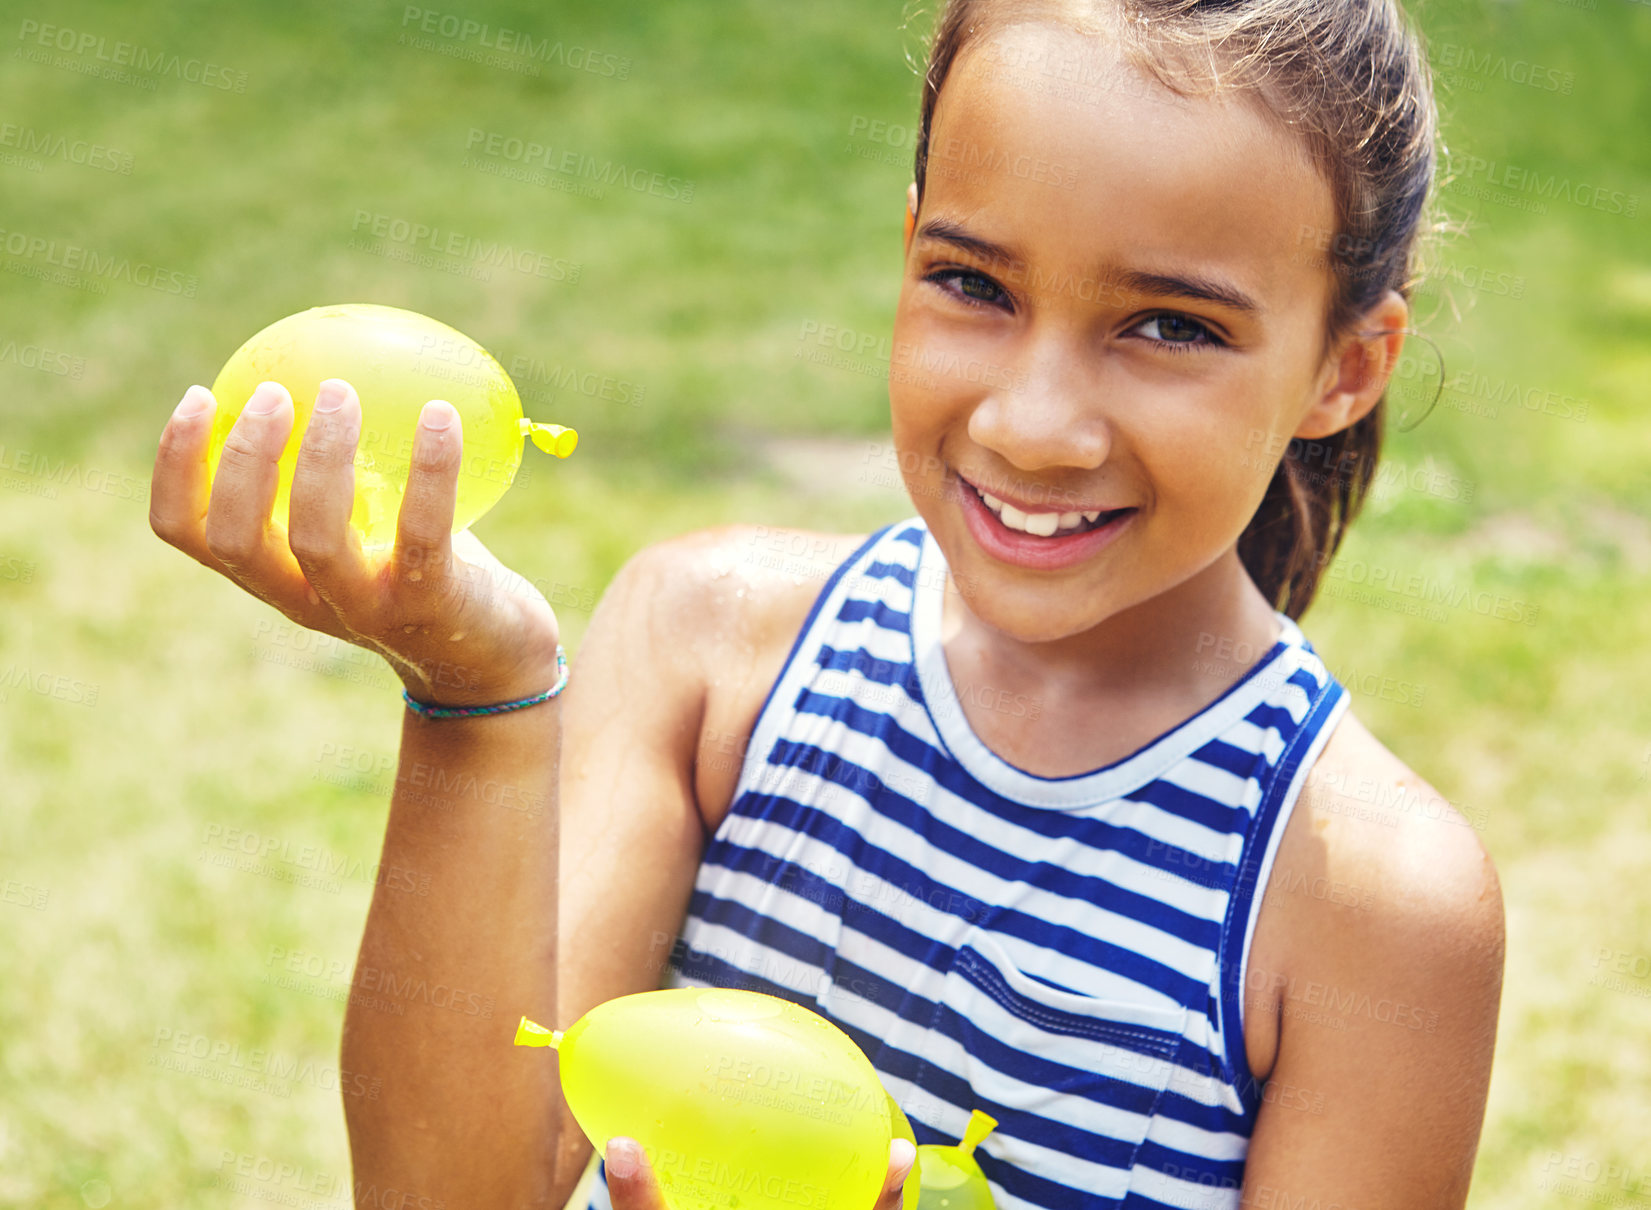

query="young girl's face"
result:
[892,20,1351,644]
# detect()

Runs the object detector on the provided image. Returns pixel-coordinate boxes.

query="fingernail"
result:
[246,382,287,415]
[314,379,350,413]
[890,1138,917,1184]
[174,386,213,419]
[421,400,456,431]
[606,1137,639,1182]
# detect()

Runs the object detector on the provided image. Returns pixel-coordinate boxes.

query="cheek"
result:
[886,308,945,499]
[887,294,919,412]
[887,300,964,436]
[890,303,1031,461]
[1133,391,1292,545]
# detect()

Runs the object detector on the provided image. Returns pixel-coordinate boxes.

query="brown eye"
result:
[1134,313,1223,351]
[925,268,1011,311]
[1154,315,1203,341]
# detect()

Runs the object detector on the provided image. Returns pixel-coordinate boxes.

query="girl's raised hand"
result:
[603,1136,918,1210]
[149,378,563,706]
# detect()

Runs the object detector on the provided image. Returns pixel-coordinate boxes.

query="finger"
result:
[875,1138,918,1210]
[605,1137,668,1210]
[150,385,225,568]
[203,380,295,570]
[391,400,462,589]
[200,381,350,634]
[288,378,372,610]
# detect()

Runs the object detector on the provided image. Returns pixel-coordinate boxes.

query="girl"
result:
[150,0,1503,1207]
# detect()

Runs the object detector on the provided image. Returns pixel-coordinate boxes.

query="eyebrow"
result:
[917,219,1017,267]
[916,218,1263,315]
[1111,268,1262,316]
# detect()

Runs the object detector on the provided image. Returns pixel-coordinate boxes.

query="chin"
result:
[936,543,1124,643]
[992,588,1126,642]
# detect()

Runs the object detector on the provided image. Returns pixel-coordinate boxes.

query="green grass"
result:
[1,0,1648,1205]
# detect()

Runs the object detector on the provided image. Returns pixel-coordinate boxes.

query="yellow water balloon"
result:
[516,990,921,1210]
[915,1110,998,1210]
[206,303,575,551]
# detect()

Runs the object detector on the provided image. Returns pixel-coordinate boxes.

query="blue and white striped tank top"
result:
[586,516,1349,1210]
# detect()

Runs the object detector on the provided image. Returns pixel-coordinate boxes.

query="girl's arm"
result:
[548,532,732,1204]
[343,534,718,1208]
[151,383,882,1203]
[341,691,563,1204]
[550,525,904,1210]
[149,380,576,1203]
[1239,715,1506,1209]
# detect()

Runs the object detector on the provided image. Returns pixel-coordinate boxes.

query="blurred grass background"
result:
[0,0,1647,1206]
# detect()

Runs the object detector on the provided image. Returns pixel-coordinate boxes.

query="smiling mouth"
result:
[962,479,1134,538]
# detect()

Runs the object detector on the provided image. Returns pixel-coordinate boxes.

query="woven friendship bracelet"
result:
[402,644,568,720]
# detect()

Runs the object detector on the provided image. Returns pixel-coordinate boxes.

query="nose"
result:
[965,329,1111,474]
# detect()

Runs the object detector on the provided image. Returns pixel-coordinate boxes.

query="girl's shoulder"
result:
[618,522,873,653]
[1237,708,1505,1190]
[606,523,872,828]
[603,522,871,648]
[1245,702,1505,1079]
[1288,709,1499,901]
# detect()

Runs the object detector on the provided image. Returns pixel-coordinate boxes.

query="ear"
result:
[903,182,919,257]
[1295,290,1411,440]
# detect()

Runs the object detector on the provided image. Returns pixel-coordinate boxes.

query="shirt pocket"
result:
[908,930,1189,1210]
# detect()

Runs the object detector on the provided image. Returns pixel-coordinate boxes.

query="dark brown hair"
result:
[910,0,1441,617]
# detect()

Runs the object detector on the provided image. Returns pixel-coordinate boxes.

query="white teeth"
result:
[1023,510,1060,537]
[999,501,1059,536]
[974,483,1102,536]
